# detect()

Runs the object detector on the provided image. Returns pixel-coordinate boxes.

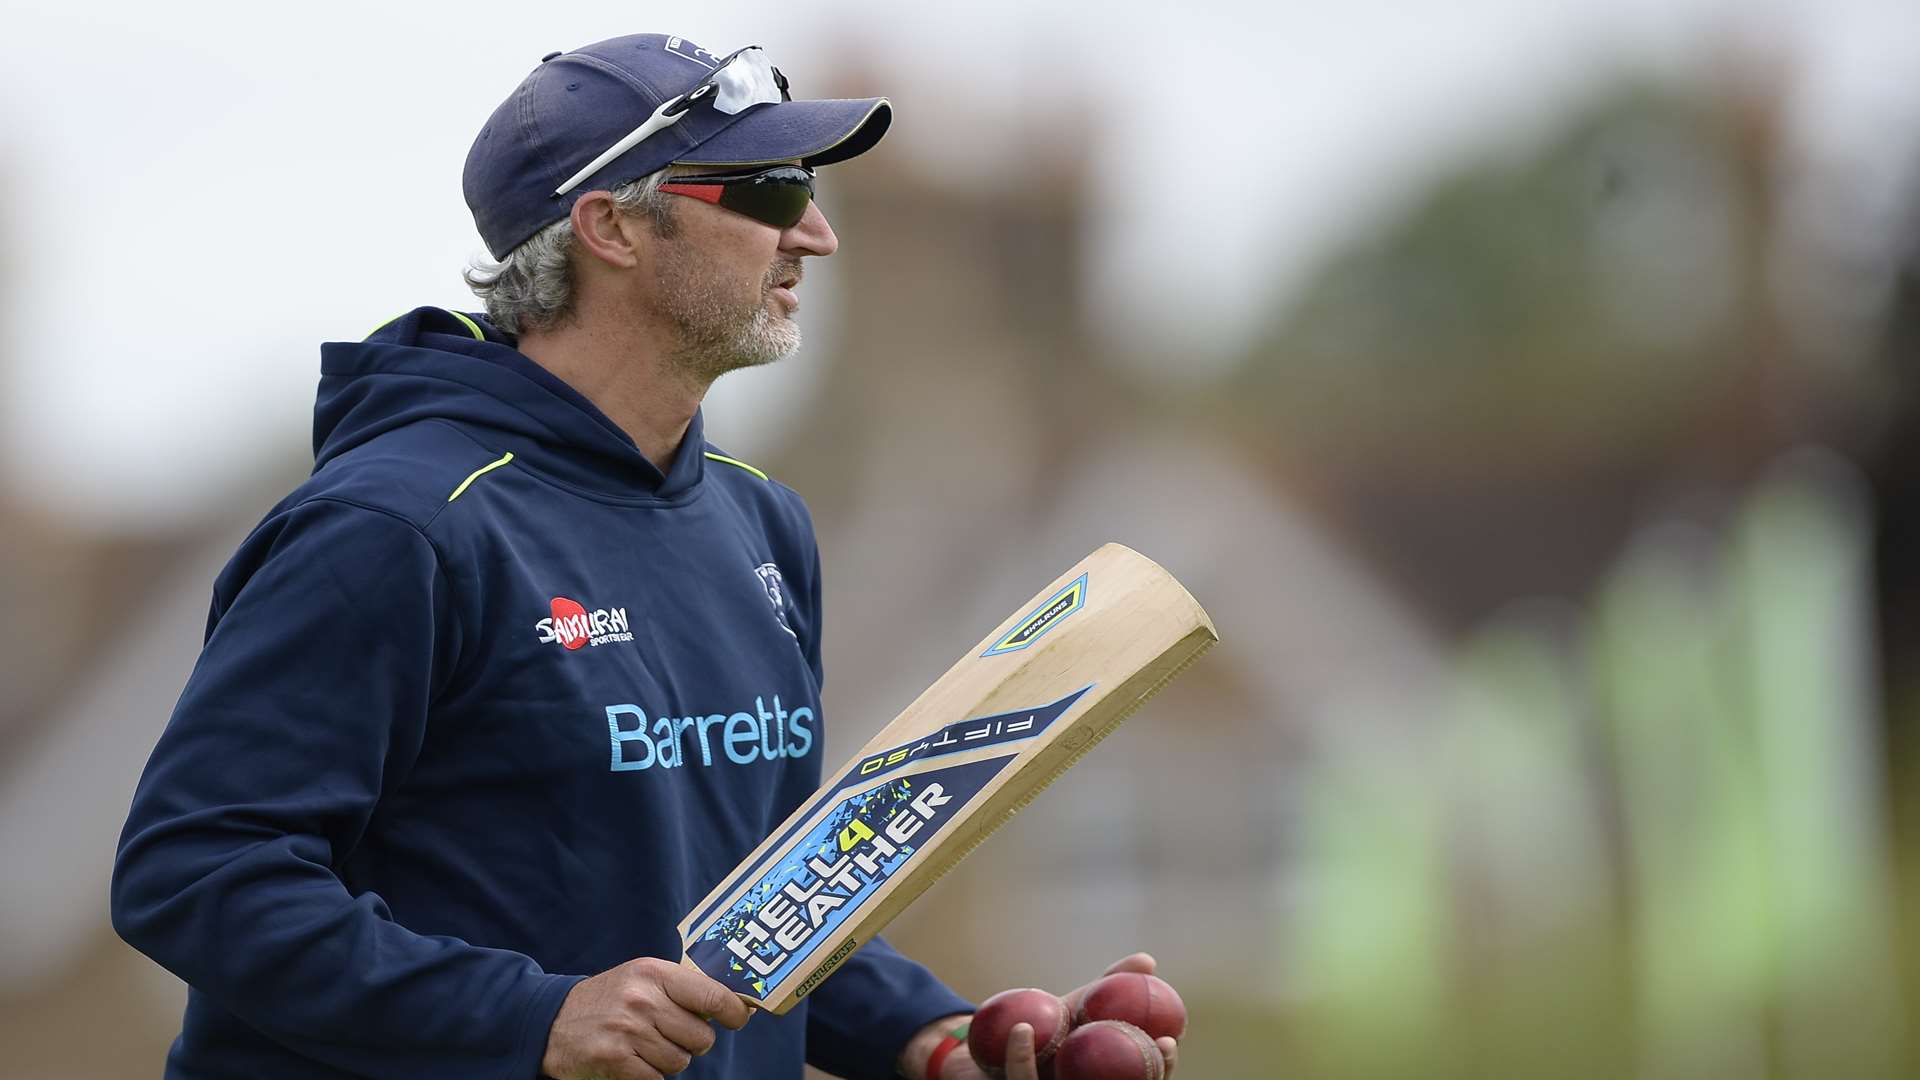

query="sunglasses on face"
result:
[658,165,817,229]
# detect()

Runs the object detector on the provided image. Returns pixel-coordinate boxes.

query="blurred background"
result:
[3,0,1919,1076]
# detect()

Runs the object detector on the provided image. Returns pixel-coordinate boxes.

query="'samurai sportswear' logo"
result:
[982,573,1087,656]
[535,596,635,650]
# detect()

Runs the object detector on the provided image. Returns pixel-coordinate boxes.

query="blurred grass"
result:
[1253,451,1912,1078]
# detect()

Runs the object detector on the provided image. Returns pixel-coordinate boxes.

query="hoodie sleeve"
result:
[111,496,580,1080]
[804,935,975,1080]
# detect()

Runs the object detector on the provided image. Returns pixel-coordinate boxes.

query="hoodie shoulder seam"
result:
[421,426,519,528]
[295,494,439,547]
[425,419,708,511]
[446,452,516,503]
[702,451,768,481]
[294,494,474,676]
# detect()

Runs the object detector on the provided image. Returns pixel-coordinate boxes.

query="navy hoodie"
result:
[111,308,971,1079]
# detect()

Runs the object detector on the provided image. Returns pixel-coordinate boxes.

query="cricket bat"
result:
[678,542,1217,1014]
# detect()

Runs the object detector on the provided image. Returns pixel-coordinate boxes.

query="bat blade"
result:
[677,542,1217,1014]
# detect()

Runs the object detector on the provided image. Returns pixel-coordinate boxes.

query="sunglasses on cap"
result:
[659,165,817,229]
[554,46,791,198]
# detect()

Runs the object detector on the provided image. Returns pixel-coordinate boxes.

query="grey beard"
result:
[661,263,804,384]
[668,298,801,384]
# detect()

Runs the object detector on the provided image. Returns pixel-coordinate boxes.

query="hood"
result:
[315,307,706,500]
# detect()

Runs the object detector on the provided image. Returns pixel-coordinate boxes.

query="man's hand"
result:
[542,957,752,1079]
[906,954,1181,1080]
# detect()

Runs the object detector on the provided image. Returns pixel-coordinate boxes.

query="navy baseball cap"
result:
[464,33,892,258]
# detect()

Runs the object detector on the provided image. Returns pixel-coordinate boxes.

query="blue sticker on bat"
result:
[850,684,1092,782]
[983,574,1087,656]
[682,686,1092,937]
[686,756,1011,1000]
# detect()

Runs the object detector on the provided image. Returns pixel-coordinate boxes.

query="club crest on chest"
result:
[754,562,798,639]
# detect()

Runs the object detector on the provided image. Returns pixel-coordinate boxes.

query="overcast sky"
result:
[1,0,1914,530]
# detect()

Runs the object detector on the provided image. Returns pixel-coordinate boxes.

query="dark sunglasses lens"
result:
[718,169,814,228]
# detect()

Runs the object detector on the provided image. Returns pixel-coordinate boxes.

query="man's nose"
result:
[781,200,838,257]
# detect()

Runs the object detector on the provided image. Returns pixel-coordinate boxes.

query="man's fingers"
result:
[652,1006,720,1057]
[708,990,752,1030]
[588,1049,662,1080]
[619,1053,668,1080]
[665,965,752,1029]
[1005,1022,1041,1080]
[630,1029,693,1077]
[1157,1035,1179,1078]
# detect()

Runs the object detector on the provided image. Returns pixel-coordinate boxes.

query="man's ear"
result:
[570,191,644,269]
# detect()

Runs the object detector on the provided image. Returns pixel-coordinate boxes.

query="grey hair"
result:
[463,167,677,335]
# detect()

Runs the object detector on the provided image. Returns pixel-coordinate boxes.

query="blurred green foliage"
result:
[1254,455,1909,1078]
[1229,86,1762,462]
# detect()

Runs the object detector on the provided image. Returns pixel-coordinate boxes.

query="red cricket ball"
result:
[1072,973,1188,1041]
[1053,1020,1164,1080]
[969,987,1071,1076]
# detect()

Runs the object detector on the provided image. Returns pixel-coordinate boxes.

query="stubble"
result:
[654,241,805,385]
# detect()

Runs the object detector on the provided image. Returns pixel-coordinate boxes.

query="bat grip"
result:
[679,952,765,1023]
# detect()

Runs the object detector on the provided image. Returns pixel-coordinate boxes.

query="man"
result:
[111,32,1182,1080]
